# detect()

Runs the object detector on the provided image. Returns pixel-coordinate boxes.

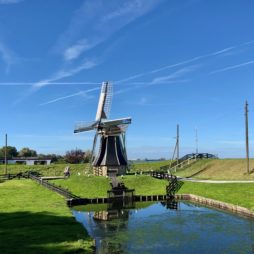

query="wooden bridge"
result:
[160,153,217,172]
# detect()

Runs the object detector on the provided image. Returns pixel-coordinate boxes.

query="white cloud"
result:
[13,59,99,106]
[0,0,23,4]
[33,59,98,89]
[64,39,97,61]
[59,0,162,61]
[0,42,17,73]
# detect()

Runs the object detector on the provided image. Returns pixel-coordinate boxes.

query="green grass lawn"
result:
[53,175,168,197]
[54,175,112,198]
[0,179,93,254]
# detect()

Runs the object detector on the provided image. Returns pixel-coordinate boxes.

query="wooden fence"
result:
[28,173,80,199]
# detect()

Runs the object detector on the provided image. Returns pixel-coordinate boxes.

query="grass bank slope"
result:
[176,159,254,180]
[54,175,111,198]
[52,175,168,197]
[0,180,93,254]
[179,182,254,212]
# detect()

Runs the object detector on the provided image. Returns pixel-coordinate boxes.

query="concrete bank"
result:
[176,194,254,219]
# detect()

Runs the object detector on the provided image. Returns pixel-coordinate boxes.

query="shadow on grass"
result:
[0,211,94,254]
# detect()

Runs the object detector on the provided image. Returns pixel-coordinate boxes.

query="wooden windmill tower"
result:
[74,82,131,176]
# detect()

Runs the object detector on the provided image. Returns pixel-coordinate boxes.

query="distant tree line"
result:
[0,146,92,164]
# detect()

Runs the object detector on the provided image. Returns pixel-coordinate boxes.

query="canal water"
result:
[72,201,254,254]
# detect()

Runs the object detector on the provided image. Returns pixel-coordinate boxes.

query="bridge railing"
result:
[160,153,218,172]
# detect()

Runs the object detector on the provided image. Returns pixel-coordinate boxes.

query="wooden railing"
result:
[28,172,79,199]
[160,153,217,172]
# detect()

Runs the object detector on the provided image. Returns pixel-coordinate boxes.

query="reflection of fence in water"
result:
[161,200,178,210]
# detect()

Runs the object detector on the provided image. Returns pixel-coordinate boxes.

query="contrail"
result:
[114,40,254,84]
[40,87,100,106]
[0,82,101,86]
[210,60,254,74]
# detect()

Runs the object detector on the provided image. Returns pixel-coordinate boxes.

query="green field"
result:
[0,180,93,254]
[0,160,171,175]
[129,160,171,172]
[52,175,168,197]
[0,163,92,176]
[2,158,254,180]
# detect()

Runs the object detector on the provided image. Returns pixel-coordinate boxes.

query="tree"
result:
[83,150,92,163]
[18,147,37,157]
[0,146,18,158]
[38,153,64,163]
[65,149,84,164]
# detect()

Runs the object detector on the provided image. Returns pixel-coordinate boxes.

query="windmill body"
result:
[74,82,131,176]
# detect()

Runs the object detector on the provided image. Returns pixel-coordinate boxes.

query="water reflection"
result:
[73,201,254,254]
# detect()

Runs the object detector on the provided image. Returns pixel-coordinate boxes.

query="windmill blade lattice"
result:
[102,82,113,119]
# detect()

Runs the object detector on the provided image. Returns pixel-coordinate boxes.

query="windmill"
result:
[74,81,131,176]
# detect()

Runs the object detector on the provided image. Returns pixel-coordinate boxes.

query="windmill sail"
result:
[74,120,99,133]
[95,82,113,121]
[100,117,131,128]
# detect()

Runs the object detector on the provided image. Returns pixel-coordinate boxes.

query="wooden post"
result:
[4,134,7,175]
[176,124,179,164]
[195,128,198,154]
[245,101,250,174]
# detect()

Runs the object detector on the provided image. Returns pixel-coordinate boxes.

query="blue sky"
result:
[0,0,254,159]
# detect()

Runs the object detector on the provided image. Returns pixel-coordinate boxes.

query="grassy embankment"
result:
[0,179,94,254]
[175,159,254,180]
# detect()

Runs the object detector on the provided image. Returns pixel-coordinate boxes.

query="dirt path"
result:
[179,178,254,183]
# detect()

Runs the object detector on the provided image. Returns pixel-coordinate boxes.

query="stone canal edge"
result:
[176,194,254,219]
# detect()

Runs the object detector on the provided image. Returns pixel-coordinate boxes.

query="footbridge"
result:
[160,153,217,172]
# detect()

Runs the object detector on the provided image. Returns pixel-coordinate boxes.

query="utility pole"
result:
[4,134,7,175]
[176,124,179,164]
[245,101,250,174]
[195,128,198,154]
